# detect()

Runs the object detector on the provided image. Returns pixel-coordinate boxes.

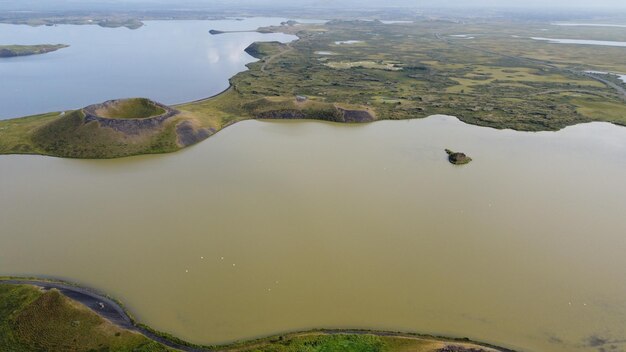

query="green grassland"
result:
[0,44,68,57]
[0,283,504,352]
[1,19,625,158]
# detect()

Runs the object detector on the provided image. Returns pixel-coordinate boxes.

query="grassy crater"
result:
[95,98,167,119]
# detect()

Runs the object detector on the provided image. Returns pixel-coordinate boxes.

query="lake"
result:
[0,19,297,119]
[552,23,626,28]
[1,115,626,352]
[531,37,626,47]
[2,16,626,352]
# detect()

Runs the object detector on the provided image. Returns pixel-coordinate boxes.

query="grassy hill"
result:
[0,99,184,158]
[30,110,179,158]
[0,284,169,352]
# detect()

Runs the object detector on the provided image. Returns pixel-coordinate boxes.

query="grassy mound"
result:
[30,110,178,158]
[244,41,288,59]
[0,285,168,352]
[95,98,166,119]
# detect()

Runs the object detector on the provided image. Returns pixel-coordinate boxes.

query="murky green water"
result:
[1,116,625,352]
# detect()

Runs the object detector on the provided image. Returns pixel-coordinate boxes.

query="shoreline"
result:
[0,276,517,352]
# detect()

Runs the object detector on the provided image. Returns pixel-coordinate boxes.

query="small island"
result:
[445,149,472,165]
[0,44,68,58]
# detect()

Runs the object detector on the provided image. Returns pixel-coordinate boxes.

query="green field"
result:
[1,18,625,158]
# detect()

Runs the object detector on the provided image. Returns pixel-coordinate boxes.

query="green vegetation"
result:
[0,44,68,58]
[237,334,404,352]
[29,110,180,158]
[0,17,142,29]
[1,18,625,158]
[0,284,169,352]
[244,41,289,59]
[95,98,167,119]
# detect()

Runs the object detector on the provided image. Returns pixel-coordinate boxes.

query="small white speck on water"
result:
[185,269,189,273]
[583,303,587,306]
[232,263,236,267]
[201,256,204,259]
[268,288,271,292]
[568,302,572,306]
[220,257,224,260]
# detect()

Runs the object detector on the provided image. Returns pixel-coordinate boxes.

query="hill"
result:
[0,284,168,351]
[0,98,213,158]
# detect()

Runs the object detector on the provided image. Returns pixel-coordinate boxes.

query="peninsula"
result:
[0,44,68,58]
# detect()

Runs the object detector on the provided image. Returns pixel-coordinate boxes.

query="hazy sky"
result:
[2,0,626,11]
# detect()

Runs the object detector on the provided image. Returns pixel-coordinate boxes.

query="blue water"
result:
[0,18,297,119]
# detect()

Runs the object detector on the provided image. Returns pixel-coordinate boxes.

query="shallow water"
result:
[0,18,296,119]
[334,40,363,45]
[552,23,626,28]
[531,37,626,47]
[1,116,625,352]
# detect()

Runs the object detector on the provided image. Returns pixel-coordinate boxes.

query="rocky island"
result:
[0,44,68,58]
[446,149,472,165]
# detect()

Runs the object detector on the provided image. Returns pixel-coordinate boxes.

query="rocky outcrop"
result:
[337,108,375,123]
[176,121,213,147]
[445,149,472,165]
[256,107,375,123]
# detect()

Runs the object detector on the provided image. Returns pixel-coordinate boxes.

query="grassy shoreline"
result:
[0,276,516,352]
